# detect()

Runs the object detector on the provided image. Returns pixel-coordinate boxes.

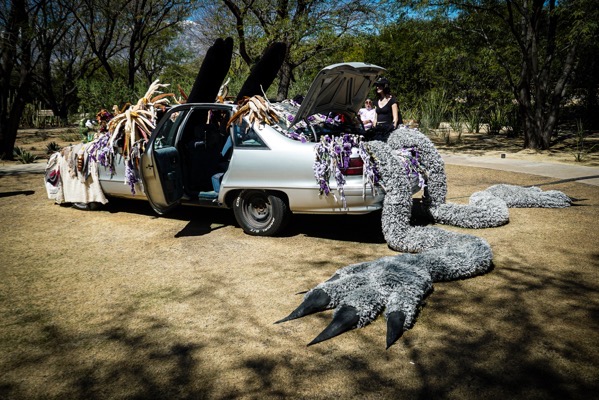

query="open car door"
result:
[141,106,190,214]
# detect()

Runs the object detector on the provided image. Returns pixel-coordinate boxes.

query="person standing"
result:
[373,77,402,133]
[358,98,376,130]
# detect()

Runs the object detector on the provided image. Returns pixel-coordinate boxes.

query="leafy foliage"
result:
[13,147,37,164]
[76,78,138,116]
[46,142,62,154]
[2,0,598,157]
[419,89,450,134]
[572,120,598,162]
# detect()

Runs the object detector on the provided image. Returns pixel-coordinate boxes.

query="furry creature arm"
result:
[277,127,572,348]
[276,255,435,349]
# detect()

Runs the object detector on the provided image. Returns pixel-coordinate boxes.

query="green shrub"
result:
[440,127,452,145]
[419,90,450,134]
[504,105,521,138]
[572,119,598,162]
[34,131,49,141]
[76,77,137,115]
[449,109,463,144]
[401,106,419,124]
[465,109,482,134]
[46,141,62,154]
[488,107,508,135]
[13,147,37,164]
[20,102,41,128]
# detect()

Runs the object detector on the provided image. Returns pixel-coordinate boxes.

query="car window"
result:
[154,110,188,149]
[233,120,268,148]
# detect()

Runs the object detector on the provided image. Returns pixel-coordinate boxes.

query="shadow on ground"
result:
[93,196,389,243]
[1,168,597,399]
[2,250,597,399]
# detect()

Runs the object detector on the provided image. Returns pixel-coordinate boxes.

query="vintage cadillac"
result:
[49,62,394,236]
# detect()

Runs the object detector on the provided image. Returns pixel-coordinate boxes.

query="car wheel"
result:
[233,190,290,236]
[72,202,102,211]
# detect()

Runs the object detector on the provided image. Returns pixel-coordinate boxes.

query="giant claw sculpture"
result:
[277,127,572,348]
[235,42,287,102]
[186,37,234,104]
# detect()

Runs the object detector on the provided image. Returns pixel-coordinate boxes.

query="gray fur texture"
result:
[281,127,572,346]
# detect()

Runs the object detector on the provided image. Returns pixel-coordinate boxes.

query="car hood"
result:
[292,62,386,126]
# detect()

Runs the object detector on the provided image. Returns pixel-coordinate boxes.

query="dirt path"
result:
[1,164,598,399]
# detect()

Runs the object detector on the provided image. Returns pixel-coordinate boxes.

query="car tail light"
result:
[342,156,363,175]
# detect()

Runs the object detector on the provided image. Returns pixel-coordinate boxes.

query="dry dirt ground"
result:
[0,128,598,399]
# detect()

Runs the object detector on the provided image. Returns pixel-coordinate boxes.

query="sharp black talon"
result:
[307,305,360,346]
[295,290,309,295]
[187,37,233,104]
[386,311,406,349]
[274,289,331,324]
[235,42,286,101]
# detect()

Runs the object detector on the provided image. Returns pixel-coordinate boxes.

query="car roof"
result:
[292,62,386,126]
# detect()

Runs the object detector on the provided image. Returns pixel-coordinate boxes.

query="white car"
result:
[98,62,388,236]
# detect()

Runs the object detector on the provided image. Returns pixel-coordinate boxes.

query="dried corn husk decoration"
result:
[227,95,279,129]
[216,78,230,103]
[107,80,174,158]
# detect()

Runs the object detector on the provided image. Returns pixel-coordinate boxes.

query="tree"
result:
[0,0,38,159]
[122,0,190,88]
[407,0,599,149]
[565,3,599,128]
[201,0,384,101]
[358,14,511,128]
[66,0,191,90]
[364,18,451,108]
[63,0,129,83]
[474,0,584,149]
[32,0,97,124]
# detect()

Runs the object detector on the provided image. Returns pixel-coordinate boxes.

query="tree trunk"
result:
[510,0,577,150]
[0,100,27,160]
[584,82,599,128]
[277,61,293,101]
[0,0,33,160]
[128,49,137,89]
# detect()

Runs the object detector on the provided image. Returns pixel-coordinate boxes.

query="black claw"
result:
[307,305,360,346]
[236,42,286,101]
[187,37,233,103]
[275,289,331,324]
[386,311,406,349]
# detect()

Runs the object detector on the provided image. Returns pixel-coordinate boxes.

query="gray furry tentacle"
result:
[368,129,495,283]
[429,191,510,228]
[386,127,447,207]
[277,126,572,347]
[428,184,571,228]
[367,139,414,251]
[486,184,572,208]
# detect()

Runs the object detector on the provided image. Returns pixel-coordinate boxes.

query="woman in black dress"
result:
[373,77,402,133]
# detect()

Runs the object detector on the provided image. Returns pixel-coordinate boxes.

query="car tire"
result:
[72,202,102,211]
[233,190,290,236]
